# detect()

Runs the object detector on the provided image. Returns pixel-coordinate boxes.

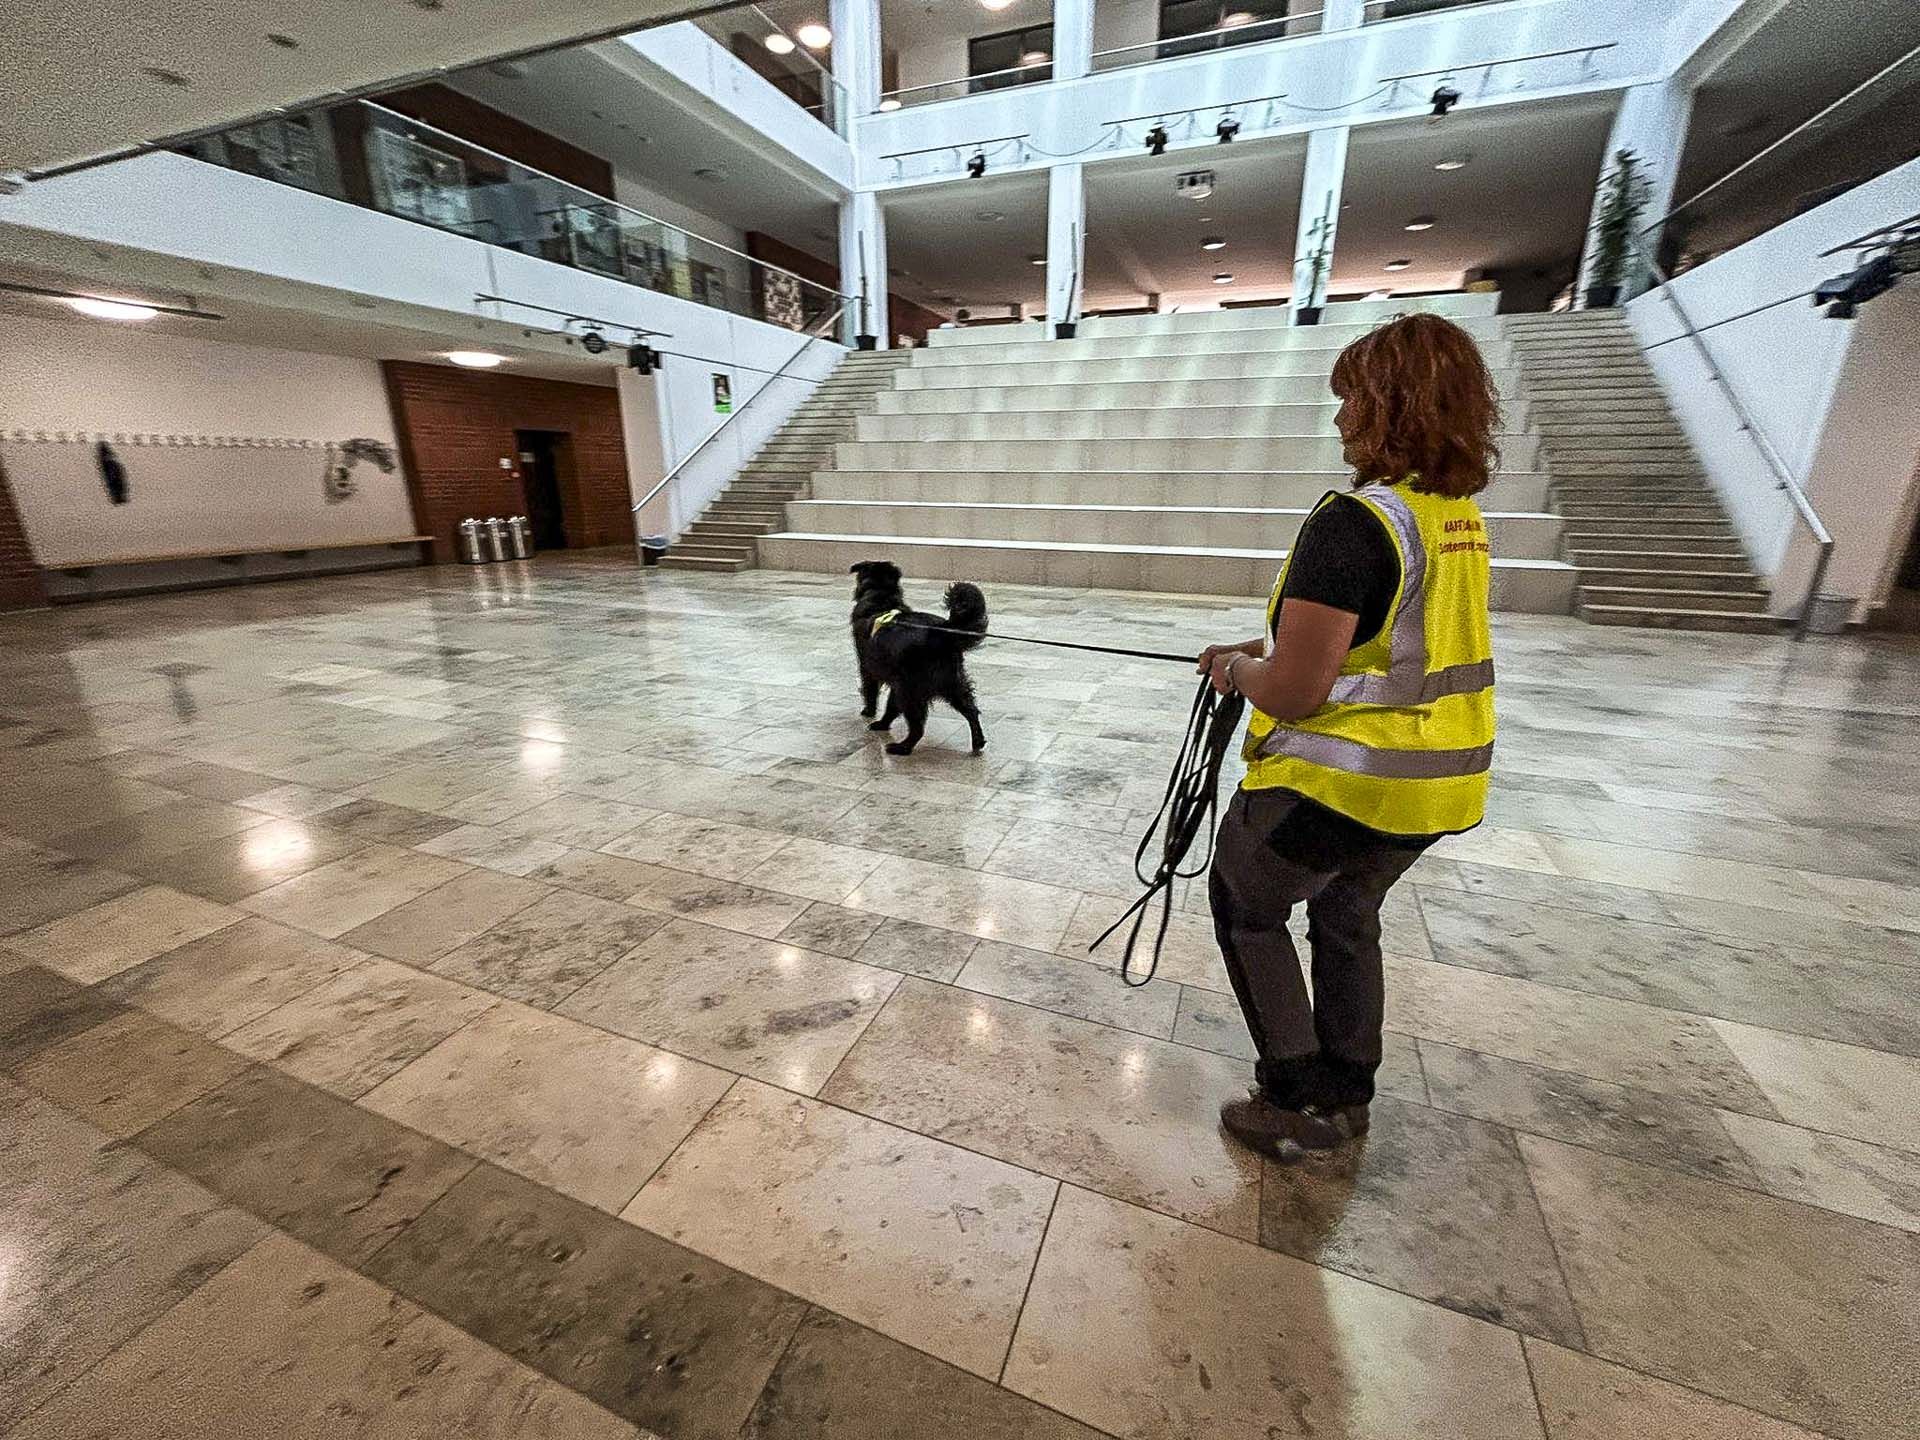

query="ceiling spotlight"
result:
[1028,253,1046,266]
[140,65,192,87]
[1020,49,1050,66]
[1434,156,1469,171]
[796,22,832,48]
[1223,10,1255,24]
[980,0,1016,10]
[1404,215,1437,231]
[1216,114,1240,144]
[967,152,987,178]
[1212,272,1235,285]
[580,328,608,355]
[65,296,158,322]
[266,32,299,48]
[446,350,505,368]
[764,32,796,54]
[1145,123,1169,155]
[1383,259,1412,271]
[1430,84,1461,118]
[975,209,1004,222]
[1200,236,1226,250]
[877,97,902,111]
[1364,290,1392,301]
[1176,170,1214,201]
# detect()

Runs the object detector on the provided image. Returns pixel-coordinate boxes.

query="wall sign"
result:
[712,372,733,415]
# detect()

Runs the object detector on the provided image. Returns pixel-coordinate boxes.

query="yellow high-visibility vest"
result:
[1243,479,1495,836]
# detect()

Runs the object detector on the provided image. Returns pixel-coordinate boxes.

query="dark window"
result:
[968,24,1054,91]
[1157,0,1304,59]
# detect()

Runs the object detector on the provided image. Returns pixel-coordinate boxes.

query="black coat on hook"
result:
[97,441,129,505]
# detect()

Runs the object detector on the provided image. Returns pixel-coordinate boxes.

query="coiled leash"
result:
[888,619,1248,987]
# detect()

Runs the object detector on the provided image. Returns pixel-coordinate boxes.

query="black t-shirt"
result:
[1264,493,1435,855]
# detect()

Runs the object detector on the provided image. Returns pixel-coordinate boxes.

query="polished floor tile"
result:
[775,901,884,957]
[4,883,240,983]
[1718,1109,1920,1233]
[362,1003,734,1211]
[1524,1338,1834,1440]
[129,817,370,904]
[743,836,885,904]
[743,1308,1105,1440]
[1004,1184,1546,1440]
[1524,1135,1920,1440]
[1710,1020,1920,1153]
[823,978,1260,1237]
[602,811,788,881]
[13,1009,250,1137]
[0,842,142,935]
[239,843,468,939]
[430,888,668,1007]
[851,914,980,981]
[222,957,497,1098]
[621,864,813,939]
[364,1161,805,1440]
[843,854,1084,949]
[0,963,127,1068]
[559,919,899,1093]
[136,1065,476,1265]
[1061,891,1233,992]
[99,915,365,1038]
[626,1080,1057,1378]
[498,793,660,849]
[0,1080,265,1431]
[1260,1097,1584,1344]
[956,940,1182,1038]
[339,867,549,964]
[8,1232,642,1439]
[417,822,572,877]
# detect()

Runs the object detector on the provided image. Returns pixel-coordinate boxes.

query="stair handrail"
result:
[1622,231,1833,638]
[630,297,853,533]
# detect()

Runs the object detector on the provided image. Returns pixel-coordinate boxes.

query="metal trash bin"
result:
[639,534,668,567]
[506,515,532,560]
[456,518,487,564]
[482,517,510,562]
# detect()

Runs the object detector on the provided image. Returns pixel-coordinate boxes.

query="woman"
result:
[1198,312,1499,1160]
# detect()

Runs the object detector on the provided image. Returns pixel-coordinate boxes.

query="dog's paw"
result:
[885,741,916,756]
[867,719,892,732]
[860,707,877,719]
[971,738,988,753]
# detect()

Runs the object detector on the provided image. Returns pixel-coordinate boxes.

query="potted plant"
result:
[1583,149,1651,309]
[1294,197,1334,326]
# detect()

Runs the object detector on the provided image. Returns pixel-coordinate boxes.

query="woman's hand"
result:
[1207,651,1250,696]
[1195,638,1262,674]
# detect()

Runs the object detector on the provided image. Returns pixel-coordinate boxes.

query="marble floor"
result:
[3,555,1919,1440]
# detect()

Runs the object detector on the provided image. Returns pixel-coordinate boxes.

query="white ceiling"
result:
[0,0,705,176]
[451,42,842,250]
[883,91,1616,316]
[881,0,1056,53]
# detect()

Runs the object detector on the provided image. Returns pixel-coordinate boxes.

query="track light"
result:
[1212,272,1234,284]
[1430,84,1461,118]
[1383,259,1412,272]
[1814,252,1898,320]
[1028,253,1045,266]
[1404,215,1437,232]
[1216,114,1240,144]
[1434,156,1469,171]
[579,328,608,355]
[1200,236,1226,251]
[967,152,987,178]
[627,342,662,373]
[65,296,158,321]
[1145,124,1169,155]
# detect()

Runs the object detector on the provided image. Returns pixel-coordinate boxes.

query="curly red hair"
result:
[1328,313,1502,499]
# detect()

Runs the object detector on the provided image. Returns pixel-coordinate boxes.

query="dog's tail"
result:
[940,582,989,652]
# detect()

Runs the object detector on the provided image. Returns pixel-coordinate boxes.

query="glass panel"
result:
[690,3,847,134]
[1090,2,1324,74]
[183,99,845,332]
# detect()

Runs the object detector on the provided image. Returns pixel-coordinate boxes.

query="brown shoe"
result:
[1220,1095,1368,1161]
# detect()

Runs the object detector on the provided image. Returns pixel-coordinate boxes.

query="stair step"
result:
[660,554,748,573]
[1563,531,1743,553]
[1556,505,1725,519]
[1578,603,1782,633]
[1579,585,1771,613]
[1572,567,1766,592]
[1567,548,1755,572]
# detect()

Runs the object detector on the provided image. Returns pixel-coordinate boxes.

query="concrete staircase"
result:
[663,350,911,572]
[755,295,1579,613]
[1505,310,1778,633]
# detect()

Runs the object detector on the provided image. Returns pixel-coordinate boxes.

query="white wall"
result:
[0,151,849,551]
[0,313,413,566]
[858,0,1664,186]
[1627,156,1920,618]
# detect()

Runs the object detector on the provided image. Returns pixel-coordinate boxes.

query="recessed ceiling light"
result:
[980,0,1016,10]
[1404,215,1437,231]
[1028,253,1045,265]
[877,97,902,111]
[66,296,159,321]
[446,351,505,368]
[693,166,730,183]
[1212,272,1234,284]
[796,22,832,48]
[975,210,1004,222]
[1223,11,1255,24]
[1364,290,1392,301]
[1200,236,1226,250]
[266,32,299,49]
[765,32,796,54]
[1021,50,1050,66]
[1434,157,1469,171]
[140,65,192,87]
[1384,259,1412,271]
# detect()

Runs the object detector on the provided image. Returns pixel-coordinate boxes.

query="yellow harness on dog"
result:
[869,609,902,638]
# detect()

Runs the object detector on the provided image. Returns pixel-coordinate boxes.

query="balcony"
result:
[690,3,850,134]
[180,99,844,333]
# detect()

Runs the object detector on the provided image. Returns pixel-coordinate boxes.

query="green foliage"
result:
[1584,149,1651,306]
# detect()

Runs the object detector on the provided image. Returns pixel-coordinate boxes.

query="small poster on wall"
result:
[712,373,733,414]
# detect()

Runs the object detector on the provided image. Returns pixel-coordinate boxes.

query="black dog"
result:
[848,560,989,756]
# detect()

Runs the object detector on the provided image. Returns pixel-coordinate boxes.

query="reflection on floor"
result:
[3,557,1918,1440]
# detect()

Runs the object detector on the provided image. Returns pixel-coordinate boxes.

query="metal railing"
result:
[180,99,846,334]
[631,297,852,537]
[1091,9,1326,72]
[878,59,1056,112]
[691,3,848,134]
[1624,232,1834,638]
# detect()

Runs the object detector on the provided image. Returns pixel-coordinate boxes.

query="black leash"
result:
[887,618,1246,988]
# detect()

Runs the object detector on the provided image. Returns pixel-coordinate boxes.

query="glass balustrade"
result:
[690,4,849,134]
[180,100,845,333]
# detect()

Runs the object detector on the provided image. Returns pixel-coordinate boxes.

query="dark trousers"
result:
[1208,787,1422,1108]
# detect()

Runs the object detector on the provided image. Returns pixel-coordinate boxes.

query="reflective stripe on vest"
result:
[1256,728,1494,779]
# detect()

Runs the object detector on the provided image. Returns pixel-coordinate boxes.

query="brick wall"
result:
[381,363,632,562]
[0,459,47,611]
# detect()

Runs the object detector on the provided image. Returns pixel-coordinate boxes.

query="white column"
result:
[1046,162,1087,337]
[1322,0,1366,31]
[839,190,888,347]
[1291,125,1349,321]
[1054,0,1095,80]
[1577,79,1693,305]
[829,0,882,116]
